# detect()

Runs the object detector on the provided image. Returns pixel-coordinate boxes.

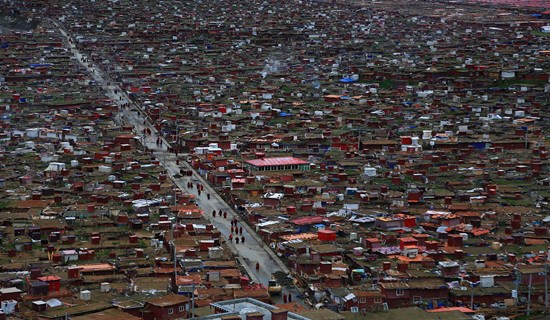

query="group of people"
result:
[155,137,163,147]
[282,293,293,303]
[212,209,228,219]
[228,218,245,244]
[228,233,245,244]
[211,210,247,245]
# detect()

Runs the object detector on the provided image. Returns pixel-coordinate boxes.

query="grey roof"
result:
[196,298,310,320]
[0,287,22,294]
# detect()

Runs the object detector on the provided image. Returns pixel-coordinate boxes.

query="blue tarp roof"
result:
[278,112,293,117]
[471,142,487,150]
[29,63,53,68]
[339,77,357,83]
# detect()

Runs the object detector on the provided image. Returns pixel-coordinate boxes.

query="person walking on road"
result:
[207,193,211,200]
[241,236,245,244]
[229,234,233,242]
[223,211,227,219]
[255,262,260,271]
[235,237,240,244]
[212,210,216,217]
[239,226,243,235]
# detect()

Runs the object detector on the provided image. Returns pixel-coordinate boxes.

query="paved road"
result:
[53,20,301,304]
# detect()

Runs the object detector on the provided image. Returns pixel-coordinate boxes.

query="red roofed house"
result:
[244,157,310,172]
[141,294,190,320]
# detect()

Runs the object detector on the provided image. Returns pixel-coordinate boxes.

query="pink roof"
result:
[245,157,308,167]
[37,276,61,282]
[428,307,475,313]
[290,216,326,226]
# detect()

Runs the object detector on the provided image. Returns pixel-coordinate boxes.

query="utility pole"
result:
[190,282,195,319]
[527,273,533,315]
[545,262,548,315]
[470,282,474,310]
[515,265,520,305]
[171,220,177,294]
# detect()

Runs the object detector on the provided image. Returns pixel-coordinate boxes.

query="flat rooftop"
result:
[197,298,310,320]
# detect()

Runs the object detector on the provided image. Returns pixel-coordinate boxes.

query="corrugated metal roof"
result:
[245,157,308,167]
[290,216,326,226]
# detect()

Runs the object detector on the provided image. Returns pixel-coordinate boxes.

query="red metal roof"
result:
[245,157,308,167]
[290,216,326,226]
[37,276,61,282]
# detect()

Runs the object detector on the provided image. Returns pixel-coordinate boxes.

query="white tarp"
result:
[1,300,17,314]
[46,299,63,308]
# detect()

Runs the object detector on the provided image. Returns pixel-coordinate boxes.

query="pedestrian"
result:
[255,262,260,271]
[229,234,233,242]
[288,294,292,302]
[197,190,201,196]
[218,210,222,216]
[231,226,234,234]
[223,211,227,219]
[207,193,211,200]
[212,210,216,217]
[241,236,245,244]
[239,226,243,235]
[235,237,240,244]
[283,294,288,303]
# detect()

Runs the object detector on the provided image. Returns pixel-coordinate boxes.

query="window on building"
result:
[413,296,422,303]
[179,305,185,312]
[168,308,174,314]
[374,297,383,303]
[359,297,367,303]
[396,289,404,296]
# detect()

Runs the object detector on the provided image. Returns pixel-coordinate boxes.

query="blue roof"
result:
[29,63,53,68]
[339,77,357,83]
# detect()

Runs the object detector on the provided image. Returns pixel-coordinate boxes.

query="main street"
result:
[53,20,301,304]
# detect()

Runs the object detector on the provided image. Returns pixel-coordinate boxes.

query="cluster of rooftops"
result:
[0,0,549,319]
